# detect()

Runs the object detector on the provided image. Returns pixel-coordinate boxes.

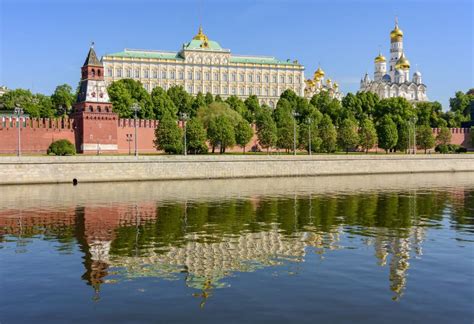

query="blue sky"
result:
[1,0,472,109]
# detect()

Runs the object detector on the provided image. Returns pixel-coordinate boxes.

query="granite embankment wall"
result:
[0,155,473,185]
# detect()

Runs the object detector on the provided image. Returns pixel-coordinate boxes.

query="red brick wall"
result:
[117,119,159,154]
[432,128,472,148]
[0,117,76,154]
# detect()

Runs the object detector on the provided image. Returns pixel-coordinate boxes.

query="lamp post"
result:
[411,116,418,155]
[131,103,141,157]
[14,106,23,157]
[126,134,133,155]
[180,112,188,156]
[307,117,312,155]
[292,111,299,156]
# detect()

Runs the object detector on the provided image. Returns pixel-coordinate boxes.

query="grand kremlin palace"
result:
[102,27,305,108]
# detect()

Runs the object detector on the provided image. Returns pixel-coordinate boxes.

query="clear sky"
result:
[1,0,472,109]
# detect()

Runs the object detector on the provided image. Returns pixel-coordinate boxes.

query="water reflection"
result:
[1,173,473,306]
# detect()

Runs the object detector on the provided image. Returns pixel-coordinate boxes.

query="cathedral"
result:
[304,66,343,100]
[360,19,428,102]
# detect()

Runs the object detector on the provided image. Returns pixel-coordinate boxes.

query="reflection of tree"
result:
[2,188,473,303]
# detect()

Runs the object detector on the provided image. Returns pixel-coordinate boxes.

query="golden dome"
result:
[193,26,209,42]
[395,53,410,69]
[374,52,386,63]
[314,67,325,79]
[390,22,403,41]
[333,82,339,88]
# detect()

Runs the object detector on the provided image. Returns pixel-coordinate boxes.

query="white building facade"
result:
[102,27,305,108]
[360,20,428,102]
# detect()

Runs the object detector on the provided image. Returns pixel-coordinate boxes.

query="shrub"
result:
[435,144,467,154]
[47,139,76,156]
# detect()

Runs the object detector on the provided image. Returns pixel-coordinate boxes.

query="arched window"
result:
[89,106,93,112]
[97,107,101,113]
[98,69,101,77]
[91,69,95,77]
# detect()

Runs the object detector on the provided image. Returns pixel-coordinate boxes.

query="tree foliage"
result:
[436,127,452,146]
[207,115,236,153]
[154,113,183,154]
[47,139,76,155]
[256,108,277,152]
[416,125,435,153]
[359,118,377,153]
[167,85,193,116]
[150,87,177,120]
[51,84,75,116]
[235,119,253,153]
[107,79,153,118]
[186,118,208,154]
[377,116,398,153]
[337,118,359,153]
[319,114,337,153]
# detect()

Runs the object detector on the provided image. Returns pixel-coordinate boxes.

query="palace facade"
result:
[102,27,305,108]
[360,19,428,102]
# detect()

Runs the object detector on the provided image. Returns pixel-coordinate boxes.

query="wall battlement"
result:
[1,117,75,130]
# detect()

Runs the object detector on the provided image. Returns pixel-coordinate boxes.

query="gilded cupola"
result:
[374,52,386,63]
[390,20,404,42]
[395,53,410,69]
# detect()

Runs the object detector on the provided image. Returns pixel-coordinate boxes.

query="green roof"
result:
[183,39,226,51]
[105,49,183,61]
[230,56,299,66]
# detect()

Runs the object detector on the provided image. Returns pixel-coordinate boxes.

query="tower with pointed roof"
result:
[360,18,428,102]
[73,44,118,153]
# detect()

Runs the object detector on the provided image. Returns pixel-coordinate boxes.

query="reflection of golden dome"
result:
[313,67,325,79]
[374,52,386,63]
[193,26,209,42]
[395,53,410,69]
[390,23,403,41]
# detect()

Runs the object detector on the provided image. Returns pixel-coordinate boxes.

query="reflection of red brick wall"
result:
[0,117,76,154]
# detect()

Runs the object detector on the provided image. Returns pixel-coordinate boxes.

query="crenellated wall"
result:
[0,117,76,154]
[0,115,471,155]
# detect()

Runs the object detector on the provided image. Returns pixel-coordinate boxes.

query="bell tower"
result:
[74,43,118,154]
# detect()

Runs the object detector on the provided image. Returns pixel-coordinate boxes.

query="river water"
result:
[1,173,473,323]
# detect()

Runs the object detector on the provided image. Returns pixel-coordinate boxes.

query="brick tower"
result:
[74,43,118,154]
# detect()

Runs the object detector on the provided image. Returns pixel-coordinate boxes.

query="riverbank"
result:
[1,155,473,185]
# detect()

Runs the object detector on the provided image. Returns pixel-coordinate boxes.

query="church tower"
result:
[389,18,404,81]
[374,52,387,81]
[73,43,118,154]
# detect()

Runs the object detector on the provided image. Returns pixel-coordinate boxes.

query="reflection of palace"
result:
[2,190,469,303]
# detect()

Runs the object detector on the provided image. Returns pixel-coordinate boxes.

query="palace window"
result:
[265,88,269,96]
[273,88,277,96]
[232,87,236,94]
[188,85,193,93]
[144,84,149,91]
[296,76,300,83]
[214,72,219,81]
[249,87,253,95]
[248,74,253,82]
[170,71,175,79]
[116,69,122,77]
[144,70,149,78]
[272,75,277,83]
[126,69,131,78]
[280,75,285,83]
[196,72,201,80]
[223,73,228,81]
[240,87,244,95]
[162,71,167,79]
[231,73,236,82]
[107,68,113,77]
[289,76,293,84]
[205,72,210,80]
[213,86,218,93]
[153,70,158,78]
[257,88,261,95]
[179,71,184,80]
[264,75,269,83]
[135,69,140,78]
[239,74,244,82]
[187,71,193,80]
[257,75,261,82]
[224,87,228,94]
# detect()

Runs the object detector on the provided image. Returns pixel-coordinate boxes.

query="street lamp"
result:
[292,111,299,156]
[411,116,418,155]
[180,112,188,156]
[131,103,141,157]
[307,117,312,155]
[14,106,23,157]
[126,134,133,155]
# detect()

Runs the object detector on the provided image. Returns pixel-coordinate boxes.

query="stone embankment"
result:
[0,155,473,185]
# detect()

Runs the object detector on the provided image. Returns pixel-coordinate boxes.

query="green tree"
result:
[374,97,416,128]
[151,87,177,120]
[167,85,193,116]
[299,119,322,153]
[197,101,242,129]
[244,95,260,120]
[359,118,377,153]
[186,118,208,154]
[35,94,55,118]
[416,101,444,127]
[337,118,359,153]
[207,115,235,153]
[449,90,473,119]
[226,95,251,122]
[396,121,410,153]
[51,84,75,116]
[416,125,435,153]
[204,92,214,105]
[377,115,398,153]
[47,139,76,155]
[310,92,342,125]
[235,119,253,153]
[319,114,337,153]
[214,94,223,102]
[191,92,206,113]
[436,127,452,146]
[0,88,41,117]
[154,112,183,154]
[277,117,297,153]
[256,108,277,153]
[107,79,153,118]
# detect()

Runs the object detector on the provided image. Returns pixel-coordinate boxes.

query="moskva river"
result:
[1,173,473,323]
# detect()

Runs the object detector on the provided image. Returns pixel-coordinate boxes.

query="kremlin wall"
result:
[0,116,471,155]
